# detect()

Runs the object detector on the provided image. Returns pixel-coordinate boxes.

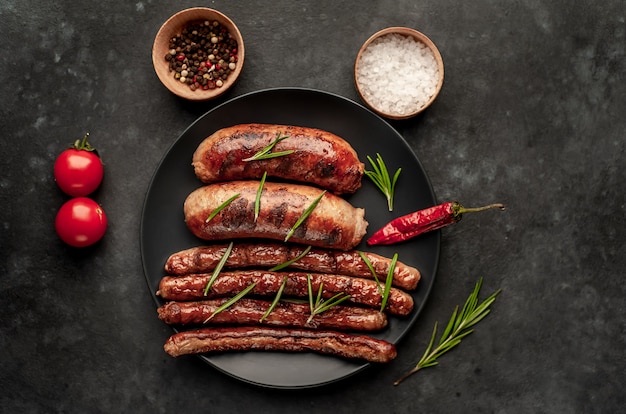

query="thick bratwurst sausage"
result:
[163,326,397,363]
[157,270,414,316]
[192,123,364,195]
[184,181,368,251]
[164,242,421,290]
[157,298,388,331]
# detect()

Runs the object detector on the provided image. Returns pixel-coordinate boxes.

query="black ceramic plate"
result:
[141,87,440,389]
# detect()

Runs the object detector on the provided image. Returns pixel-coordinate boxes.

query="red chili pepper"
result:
[367,201,505,245]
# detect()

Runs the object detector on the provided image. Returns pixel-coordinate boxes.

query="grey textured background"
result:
[1,1,624,413]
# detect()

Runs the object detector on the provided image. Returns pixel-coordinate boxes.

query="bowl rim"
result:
[354,26,444,120]
[152,7,245,101]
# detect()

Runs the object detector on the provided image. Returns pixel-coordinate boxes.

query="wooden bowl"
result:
[152,8,245,101]
[354,27,444,120]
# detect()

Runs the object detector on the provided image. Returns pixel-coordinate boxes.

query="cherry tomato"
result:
[54,133,104,197]
[55,197,108,247]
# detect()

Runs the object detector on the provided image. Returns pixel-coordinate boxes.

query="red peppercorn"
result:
[176,54,185,62]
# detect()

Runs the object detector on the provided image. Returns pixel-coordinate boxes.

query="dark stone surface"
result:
[1,1,624,412]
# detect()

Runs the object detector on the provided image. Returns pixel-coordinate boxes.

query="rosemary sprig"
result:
[358,251,396,312]
[306,274,351,324]
[203,282,257,323]
[380,253,397,312]
[284,191,326,242]
[203,242,234,296]
[269,245,312,271]
[364,153,401,211]
[254,171,267,222]
[242,132,294,161]
[259,276,288,323]
[206,193,240,223]
[394,277,501,385]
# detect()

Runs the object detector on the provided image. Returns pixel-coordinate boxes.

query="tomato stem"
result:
[73,132,96,152]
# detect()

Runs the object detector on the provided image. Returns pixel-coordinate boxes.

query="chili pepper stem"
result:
[454,203,505,219]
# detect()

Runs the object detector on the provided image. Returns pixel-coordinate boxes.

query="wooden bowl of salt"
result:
[354,27,444,120]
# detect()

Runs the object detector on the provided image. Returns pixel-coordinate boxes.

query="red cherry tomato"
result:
[54,133,104,197]
[55,197,108,247]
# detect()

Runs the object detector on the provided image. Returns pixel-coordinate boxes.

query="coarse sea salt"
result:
[356,33,440,116]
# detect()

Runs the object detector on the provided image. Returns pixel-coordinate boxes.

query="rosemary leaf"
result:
[390,168,401,208]
[259,276,288,323]
[203,242,234,296]
[364,153,401,211]
[284,191,326,242]
[206,193,240,223]
[307,274,315,313]
[420,322,438,362]
[314,292,351,314]
[306,274,351,324]
[440,307,458,343]
[394,277,501,385]
[269,245,312,271]
[314,281,324,310]
[379,253,397,312]
[242,133,293,161]
[358,251,396,312]
[358,251,384,297]
[420,360,439,369]
[254,171,267,222]
[249,149,295,161]
[203,282,257,323]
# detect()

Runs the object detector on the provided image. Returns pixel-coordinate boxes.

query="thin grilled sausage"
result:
[156,270,414,316]
[191,123,364,195]
[183,181,368,251]
[163,326,397,363]
[157,298,388,331]
[164,242,421,290]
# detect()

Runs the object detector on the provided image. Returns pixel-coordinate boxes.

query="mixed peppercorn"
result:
[165,20,239,91]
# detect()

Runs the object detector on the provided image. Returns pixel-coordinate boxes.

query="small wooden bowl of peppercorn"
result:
[354,27,444,120]
[152,7,245,101]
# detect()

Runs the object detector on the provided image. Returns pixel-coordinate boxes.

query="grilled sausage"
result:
[157,298,388,331]
[191,123,364,195]
[184,181,368,251]
[163,326,397,363]
[164,242,421,290]
[156,270,414,316]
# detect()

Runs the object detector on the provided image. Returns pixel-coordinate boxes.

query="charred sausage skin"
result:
[192,123,364,195]
[164,242,421,290]
[183,181,368,251]
[158,298,388,331]
[157,270,414,316]
[164,326,397,363]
